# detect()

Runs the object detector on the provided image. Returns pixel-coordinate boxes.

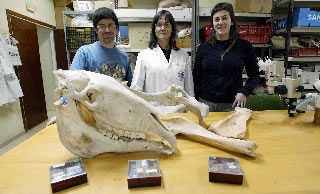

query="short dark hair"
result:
[93,7,119,29]
[210,2,239,43]
[148,10,179,51]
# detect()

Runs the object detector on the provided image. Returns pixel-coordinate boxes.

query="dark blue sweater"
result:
[193,39,259,103]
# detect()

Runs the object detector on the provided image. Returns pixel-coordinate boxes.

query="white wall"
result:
[0,102,24,145]
[0,0,56,30]
[37,26,57,113]
[0,0,56,145]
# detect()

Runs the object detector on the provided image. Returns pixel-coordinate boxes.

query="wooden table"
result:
[0,110,319,194]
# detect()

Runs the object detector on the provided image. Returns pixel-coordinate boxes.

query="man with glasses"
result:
[71,7,132,86]
[47,7,132,126]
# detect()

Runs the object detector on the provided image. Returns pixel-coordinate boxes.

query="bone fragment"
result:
[129,85,209,124]
[208,107,252,139]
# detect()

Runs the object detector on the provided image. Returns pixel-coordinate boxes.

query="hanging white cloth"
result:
[0,33,22,66]
[0,47,23,106]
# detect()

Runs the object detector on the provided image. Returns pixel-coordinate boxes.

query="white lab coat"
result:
[131,45,194,96]
[0,53,23,106]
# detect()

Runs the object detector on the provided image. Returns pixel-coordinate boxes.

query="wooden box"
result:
[208,156,243,185]
[50,159,87,193]
[127,159,161,188]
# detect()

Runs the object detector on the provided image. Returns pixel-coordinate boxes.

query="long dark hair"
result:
[210,3,239,60]
[148,10,179,51]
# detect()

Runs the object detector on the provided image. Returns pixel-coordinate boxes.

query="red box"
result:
[199,24,212,43]
[290,48,319,57]
[239,24,271,44]
[240,34,270,44]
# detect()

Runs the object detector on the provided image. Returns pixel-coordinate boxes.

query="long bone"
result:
[162,116,257,157]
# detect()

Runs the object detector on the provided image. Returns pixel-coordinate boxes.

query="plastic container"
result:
[239,24,271,44]
[66,27,98,50]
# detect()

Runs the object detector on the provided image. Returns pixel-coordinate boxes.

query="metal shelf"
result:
[235,13,272,17]
[115,8,192,23]
[119,17,192,22]
[115,9,156,23]
[63,10,94,18]
[274,57,320,62]
[252,44,272,48]
[275,0,320,8]
[118,17,154,23]
[174,18,192,22]
[118,48,192,53]
[274,27,320,34]
[199,7,271,17]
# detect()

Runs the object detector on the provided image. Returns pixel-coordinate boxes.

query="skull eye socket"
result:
[86,89,98,103]
[88,93,93,101]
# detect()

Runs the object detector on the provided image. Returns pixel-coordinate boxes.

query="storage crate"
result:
[66,27,98,50]
[240,34,270,44]
[274,8,320,31]
[290,48,319,57]
[239,24,271,44]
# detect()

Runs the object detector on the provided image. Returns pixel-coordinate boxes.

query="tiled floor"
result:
[0,111,55,156]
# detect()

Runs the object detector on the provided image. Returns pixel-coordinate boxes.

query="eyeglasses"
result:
[214,15,230,23]
[97,23,117,31]
[155,23,171,29]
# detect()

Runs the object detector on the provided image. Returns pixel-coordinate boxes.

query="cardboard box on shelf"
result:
[93,1,110,10]
[54,0,72,7]
[236,0,272,13]
[128,0,158,9]
[128,23,151,49]
[73,1,93,11]
[55,6,72,29]
[199,0,236,8]
[176,36,191,48]
[72,0,110,11]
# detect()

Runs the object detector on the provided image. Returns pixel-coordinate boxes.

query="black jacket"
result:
[193,39,259,103]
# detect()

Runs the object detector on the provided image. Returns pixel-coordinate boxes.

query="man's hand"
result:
[47,116,57,126]
[232,93,247,108]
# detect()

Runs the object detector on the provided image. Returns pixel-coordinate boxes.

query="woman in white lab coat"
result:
[131,10,194,96]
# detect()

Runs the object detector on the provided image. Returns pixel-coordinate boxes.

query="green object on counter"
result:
[246,94,287,111]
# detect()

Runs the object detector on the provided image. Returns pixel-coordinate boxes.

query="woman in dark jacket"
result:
[193,2,259,112]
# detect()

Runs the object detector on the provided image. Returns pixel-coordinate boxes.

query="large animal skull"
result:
[54,70,257,158]
[53,70,207,158]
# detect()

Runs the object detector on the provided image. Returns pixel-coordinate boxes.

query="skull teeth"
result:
[99,125,146,140]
